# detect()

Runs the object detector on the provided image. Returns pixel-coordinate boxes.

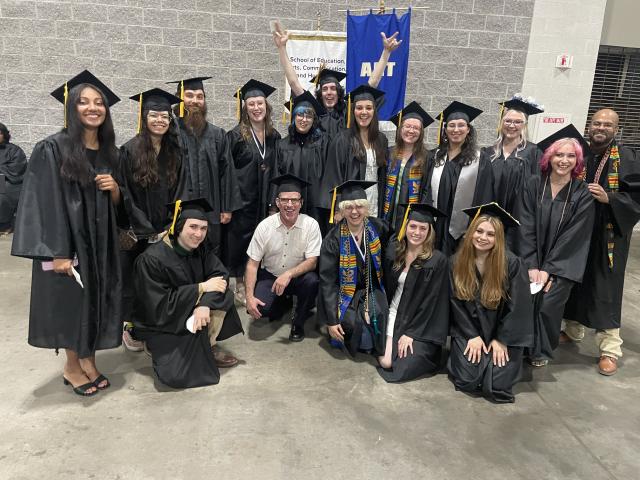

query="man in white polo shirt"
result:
[245,174,321,341]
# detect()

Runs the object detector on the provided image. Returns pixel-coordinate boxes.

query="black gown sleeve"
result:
[318,228,341,326]
[198,249,233,310]
[117,144,156,235]
[216,127,241,213]
[494,253,534,347]
[322,131,350,194]
[11,138,74,260]
[134,252,200,335]
[517,175,540,269]
[609,148,640,234]
[2,144,28,183]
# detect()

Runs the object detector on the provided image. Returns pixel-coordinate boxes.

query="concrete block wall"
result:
[521,0,607,133]
[0,0,534,155]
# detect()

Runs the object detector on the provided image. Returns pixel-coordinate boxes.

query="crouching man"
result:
[134,198,243,389]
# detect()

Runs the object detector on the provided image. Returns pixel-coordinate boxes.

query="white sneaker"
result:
[122,329,144,352]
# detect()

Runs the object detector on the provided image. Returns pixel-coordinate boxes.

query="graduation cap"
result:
[328,180,377,224]
[390,101,435,129]
[499,96,544,117]
[270,173,310,196]
[345,84,385,128]
[620,173,640,193]
[233,79,276,121]
[50,70,120,128]
[397,203,446,241]
[129,88,181,135]
[166,76,213,118]
[435,101,483,144]
[167,198,213,236]
[310,67,347,87]
[537,124,591,156]
[283,90,327,123]
[462,202,520,229]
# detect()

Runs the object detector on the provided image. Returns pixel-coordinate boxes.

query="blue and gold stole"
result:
[383,156,421,219]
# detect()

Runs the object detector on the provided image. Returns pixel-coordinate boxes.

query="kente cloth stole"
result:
[337,219,384,323]
[593,143,620,269]
[383,157,421,218]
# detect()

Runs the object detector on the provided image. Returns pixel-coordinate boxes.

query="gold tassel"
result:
[314,62,326,89]
[471,205,483,225]
[168,200,183,235]
[436,114,444,145]
[282,110,286,126]
[397,204,412,241]
[329,187,337,224]
[236,88,241,121]
[179,80,185,118]
[398,109,402,128]
[63,82,68,129]
[496,104,505,134]
[136,93,143,135]
[346,94,352,129]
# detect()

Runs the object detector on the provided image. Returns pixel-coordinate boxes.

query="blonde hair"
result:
[491,109,529,162]
[393,222,435,271]
[338,198,370,215]
[452,215,508,310]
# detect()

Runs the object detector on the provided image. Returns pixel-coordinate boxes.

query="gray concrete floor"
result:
[0,235,639,480]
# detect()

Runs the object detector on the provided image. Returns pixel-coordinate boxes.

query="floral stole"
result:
[383,156,421,218]
[593,142,620,269]
[338,219,384,324]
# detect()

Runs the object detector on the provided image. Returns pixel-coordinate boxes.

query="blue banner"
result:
[346,10,411,120]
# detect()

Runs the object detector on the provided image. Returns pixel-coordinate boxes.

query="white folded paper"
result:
[530,282,543,295]
[71,266,84,289]
[186,315,196,334]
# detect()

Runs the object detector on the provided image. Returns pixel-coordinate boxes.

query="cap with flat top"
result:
[311,68,347,87]
[130,88,181,134]
[348,84,385,104]
[436,101,482,124]
[50,69,120,107]
[499,97,544,117]
[166,76,212,93]
[328,180,377,224]
[234,79,276,101]
[390,101,435,129]
[537,124,591,156]
[167,198,213,235]
[462,202,520,229]
[283,90,327,117]
[270,173,310,196]
[396,203,446,241]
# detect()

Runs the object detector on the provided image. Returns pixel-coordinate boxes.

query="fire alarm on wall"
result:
[556,54,573,69]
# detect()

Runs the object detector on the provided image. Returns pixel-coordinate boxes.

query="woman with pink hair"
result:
[516,125,595,367]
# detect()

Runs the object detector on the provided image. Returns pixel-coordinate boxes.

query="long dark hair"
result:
[348,101,386,167]
[314,82,346,113]
[58,83,118,184]
[390,121,428,170]
[287,108,322,145]
[129,108,181,188]
[434,123,478,167]
[239,100,275,142]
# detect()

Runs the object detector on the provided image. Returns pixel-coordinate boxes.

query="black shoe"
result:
[289,325,305,342]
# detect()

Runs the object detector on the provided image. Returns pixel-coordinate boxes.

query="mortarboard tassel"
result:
[471,205,483,225]
[179,80,185,118]
[346,94,352,129]
[136,93,143,135]
[63,82,68,129]
[496,103,505,135]
[236,88,241,121]
[436,114,444,145]
[398,109,403,128]
[314,62,325,89]
[397,204,412,241]
[168,200,183,236]
[329,187,337,224]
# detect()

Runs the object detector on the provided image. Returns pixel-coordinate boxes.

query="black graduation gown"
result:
[0,142,27,225]
[517,175,595,358]
[322,129,387,215]
[434,152,494,256]
[448,253,534,403]
[481,142,541,249]
[275,132,330,220]
[222,125,280,277]
[133,238,243,389]
[378,239,450,382]
[318,217,390,356]
[11,133,123,357]
[319,109,346,140]
[118,138,188,320]
[565,144,640,329]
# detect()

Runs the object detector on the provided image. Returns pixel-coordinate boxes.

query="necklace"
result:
[250,125,266,160]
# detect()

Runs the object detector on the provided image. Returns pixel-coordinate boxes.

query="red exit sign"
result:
[543,117,566,124]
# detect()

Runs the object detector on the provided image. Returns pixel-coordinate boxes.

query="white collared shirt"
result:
[247,213,321,276]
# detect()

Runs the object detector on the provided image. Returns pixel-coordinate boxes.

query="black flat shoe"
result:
[289,325,305,342]
[91,374,110,390]
[63,377,98,397]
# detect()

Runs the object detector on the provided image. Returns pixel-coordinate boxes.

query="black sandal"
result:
[91,374,110,390]
[63,377,98,397]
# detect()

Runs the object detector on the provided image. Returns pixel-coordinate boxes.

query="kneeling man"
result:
[134,198,243,389]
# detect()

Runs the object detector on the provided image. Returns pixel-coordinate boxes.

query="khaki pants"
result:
[207,310,226,347]
[564,320,623,359]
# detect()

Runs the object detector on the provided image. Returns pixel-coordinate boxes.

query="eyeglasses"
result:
[148,112,171,122]
[295,112,314,120]
[503,119,524,126]
[276,197,302,205]
[402,124,422,132]
[343,204,365,211]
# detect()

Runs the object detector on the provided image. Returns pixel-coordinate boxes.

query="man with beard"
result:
[564,109,640,375]
[167,76,239,255]
[0,122,27,235]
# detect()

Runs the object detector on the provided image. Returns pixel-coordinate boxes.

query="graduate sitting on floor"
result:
[318,180,391,357]
[448,203,533,403]
[377,204,450,383]
[133,198,243,389]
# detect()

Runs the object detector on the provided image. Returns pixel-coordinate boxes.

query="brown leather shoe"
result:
[558,331,573,344]
[598,355,618,376]
[213,348,239,368]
